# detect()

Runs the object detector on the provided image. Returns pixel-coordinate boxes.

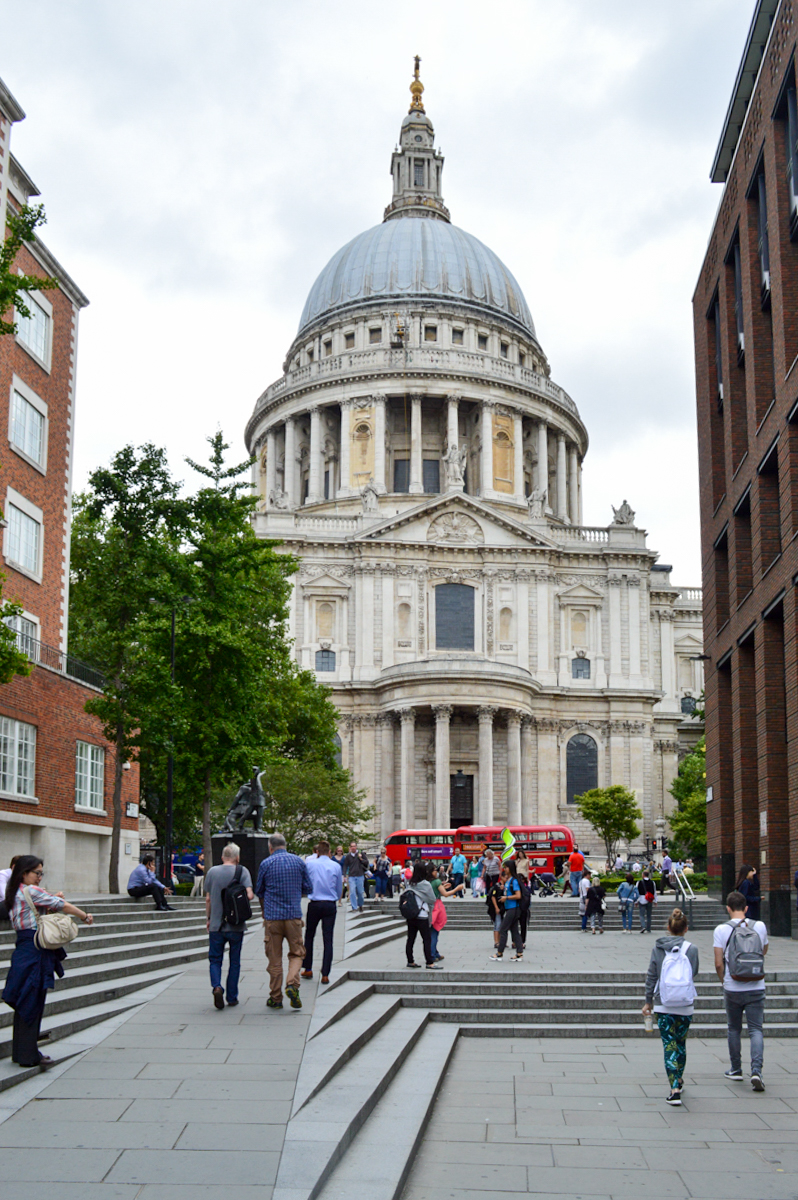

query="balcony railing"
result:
[13,632,105,690]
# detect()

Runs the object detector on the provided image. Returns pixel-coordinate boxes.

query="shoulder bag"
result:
[23,887,78,951]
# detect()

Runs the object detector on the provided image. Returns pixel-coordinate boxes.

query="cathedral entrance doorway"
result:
[450,771,474,828]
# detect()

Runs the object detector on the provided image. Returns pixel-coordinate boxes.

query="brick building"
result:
[694,0,798,934]
[0,76,139,893]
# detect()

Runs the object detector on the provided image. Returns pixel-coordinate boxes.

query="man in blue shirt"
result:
[300,841,343,985]
[127,856,174,910]
[255,833,311,1009]
[450,850,466,898]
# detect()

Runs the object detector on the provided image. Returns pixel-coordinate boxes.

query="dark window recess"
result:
[452,329,464,345]
[303,477,309,503]
[571,657,590,679]
[756,171,771,302]
[681,696,697,715]
[333,733,342,767]
[758,441,782,570]
[435,584,475,651]
[315,649,336,672]
[732,239,745,362]
[478,334,488,351]
[449,772,474,827]
[714,527,730,628]
[566,734,598,804]
[500,343,509,359]
[713,296,724,407]
[422,459,440,493]
[414,159,424,187]
[733,488,753,602]
[787,84,798,234]
[393,458,410,493]
[324,469,330,500]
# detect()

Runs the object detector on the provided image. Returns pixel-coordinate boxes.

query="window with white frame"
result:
[76,741,105,810]
[6,502,41,575]
[10,388,46,467]
[16,291,51,366]
[0,717,36,798]
[3,613,38,658]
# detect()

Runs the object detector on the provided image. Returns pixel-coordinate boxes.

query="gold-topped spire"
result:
[409,54,425,113]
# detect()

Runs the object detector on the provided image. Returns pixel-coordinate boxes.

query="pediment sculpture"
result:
[427,511,484,544]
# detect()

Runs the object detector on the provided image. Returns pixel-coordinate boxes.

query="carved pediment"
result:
[300,570,352,594]
[354,493,556,549]
[557,582,604,606]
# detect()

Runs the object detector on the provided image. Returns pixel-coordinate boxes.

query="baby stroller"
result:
[535,871,557,898]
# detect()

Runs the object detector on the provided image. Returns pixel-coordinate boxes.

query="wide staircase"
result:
[0,895,255,1089]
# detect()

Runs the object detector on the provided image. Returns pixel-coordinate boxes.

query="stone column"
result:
[577,459,583,525]
[447,391,459,450]
[536,420,548,500]
[409,393,423,494]
[556,433,567,520]
[265,427,276,505]
[337,400,352,497]
[433,705,453,828]
[506,711,522,825]
[481,402,494,496]
[284,416,297,508]
[520,717,535,823]
[379,715,395,840]
[307,406,322,504]
[608,575,623,686]
[568,443,578,524]
[628,575,641,681]
[399,707,416,828]
[513,411,524,503]
[477,706,496,825]
[373,393,387,493]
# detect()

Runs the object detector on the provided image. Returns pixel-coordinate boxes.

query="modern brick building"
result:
[0,76,139,893]
[694,0,797,934]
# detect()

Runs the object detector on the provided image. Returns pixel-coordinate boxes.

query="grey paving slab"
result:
[172,1078,295,1100]
[137,1189,273,1200]
[121,1097,292,1123]
[107,1148,279,1186]
[0,1119,184,1148]
[678,1171,798,1199]
[407,1163,529,1192]
[414,1141,555,1167]
[0,1147,122,1181]
[139,1061,295,1080]
[0,1188,139,1200]
[36,1078,183,1099]
[644,1145,770,1171]
[6,1097,134,1121]
[175,1121,285,1151]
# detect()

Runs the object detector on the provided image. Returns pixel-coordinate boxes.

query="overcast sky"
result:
[1,0,755,582]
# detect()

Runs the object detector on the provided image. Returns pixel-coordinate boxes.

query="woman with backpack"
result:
[617,872,638,934]
[489,861,524,961]
[400,863,442,970]
[585,874,606,934]
[642,907,699,1107]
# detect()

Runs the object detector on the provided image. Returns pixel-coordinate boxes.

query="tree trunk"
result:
[203,768,212,872]
[109,718,124,893]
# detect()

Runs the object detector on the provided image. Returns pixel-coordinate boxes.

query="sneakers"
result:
[509,954,523,961]
[266,997,283,1009]
[751,1073,765,1092]
[285,984,302,1010]
[724,1068,744,1081]
[426,962,444,969]
[489,953,503,960]
[212,986,224,1010]
[666,1090,682,1106]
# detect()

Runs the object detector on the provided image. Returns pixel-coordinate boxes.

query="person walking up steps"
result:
[400,863,442,970]
[342,842,369,914]
[489,861,523,960]
[617,872,637,933]
[578,868,591,931]
[642,907,699,1106]
[638,869,656,932]
[586,874,606,934]
[714,890,768,1091]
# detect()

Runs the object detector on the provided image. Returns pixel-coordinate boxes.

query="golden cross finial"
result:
[409,54,425,113]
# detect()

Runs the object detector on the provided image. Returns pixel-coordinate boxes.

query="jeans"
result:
[725,989,765,1075]
[656,1013,692,1089]
[452,872,464,894]
[128,883,167,909]
[208,930,244,1003]
[405,916,433,965]
[622,902,634,931]
[303,899,337,977]
[589,911,604,931]
[581,911,588,930]
[349,875,365,911]
[639,902,652,931]
[471,877,479,897]
[430,928,441,959]
[497,908,523,954]
[375,876,388,896]
[569,871,581,896]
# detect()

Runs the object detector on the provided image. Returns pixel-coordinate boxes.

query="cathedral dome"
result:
[297,217,537,340]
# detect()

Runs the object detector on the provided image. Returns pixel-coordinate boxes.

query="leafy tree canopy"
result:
[668,736,707,861]
[575,785,642,863]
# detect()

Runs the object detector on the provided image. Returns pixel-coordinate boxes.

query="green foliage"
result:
[598,872,707,892]
[575,785,642,864]
[0,589,33,685]
[260,754,373,855]
[0,205,58,337]
[668,737,707,861]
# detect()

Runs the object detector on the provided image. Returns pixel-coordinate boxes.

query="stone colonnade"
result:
[262,393,582,522]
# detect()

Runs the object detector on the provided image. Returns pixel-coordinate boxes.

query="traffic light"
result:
[652,839,657,850]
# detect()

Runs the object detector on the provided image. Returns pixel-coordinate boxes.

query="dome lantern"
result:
[384,57,450,223]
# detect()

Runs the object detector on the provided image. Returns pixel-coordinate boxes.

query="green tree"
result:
[260,755,372,854]
[68,445,188,892]
[575,785,642,863]
[0,588,34,684]
[668,736,707,861]
[0,205,58,336]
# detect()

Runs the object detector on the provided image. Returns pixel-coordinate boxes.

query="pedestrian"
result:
[469,856,480,898]
[515,848,530,880]
[2,855,94,1067]
[373,847,391,901]
[449,847,467,897]
[567,844,585,897]
[613,853,624,873]
[481,848,501,892]
[255,833,311,1010]
[190,852,205,897]
[518,871,531,948]
[489,861,524,960]
[735,865,761,923]
[204,843,254,1009]
[617,872,637,933]
[642,907,699,1106]
[714,889,768,1091]
[391,859,402,897]
[586,874,606,934]
[331,846,346,905]
[578,868,591,931]
[637,869,656,933]
[301,840,342,985]
[342,841,369,914]
[660,850,673,893]
[401,862,441,969]
[0,856,21,921]
[486,873,504,951]
[127,855,175,911]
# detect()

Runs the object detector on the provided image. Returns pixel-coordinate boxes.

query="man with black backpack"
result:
[713,890,769,1092]
[204,843,254,1010]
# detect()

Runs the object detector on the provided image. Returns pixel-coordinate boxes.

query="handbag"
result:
[23,887,78,951]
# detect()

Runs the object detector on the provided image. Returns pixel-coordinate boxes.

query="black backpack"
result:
[222,865,252,926]
[518,879,531,911]
[399,889,422,920]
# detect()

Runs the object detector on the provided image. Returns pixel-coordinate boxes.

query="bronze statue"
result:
[221,767,266,833]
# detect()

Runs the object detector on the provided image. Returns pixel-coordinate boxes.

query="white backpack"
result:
[658,940,697,1009]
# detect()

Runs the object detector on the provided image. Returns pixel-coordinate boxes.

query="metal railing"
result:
[673,865,696,930]
[14,632,105,690]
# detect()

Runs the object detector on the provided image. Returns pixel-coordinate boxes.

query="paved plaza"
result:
[0,902,796,1198]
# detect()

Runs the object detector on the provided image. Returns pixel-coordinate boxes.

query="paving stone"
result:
[7,1098,133,1121]
[173,1078,295,1101]
[176,1122,285,1152]
[107,1148,279,1186]
[139,1062,296,1080]
[0,1147,122,1181]
[678,1172,798,1198]
[120,1098,291,1123]
[0,1120,184,1148]
[414,1141,554,1167]
[36,1078,183,1099]
[137,1189,272,1199]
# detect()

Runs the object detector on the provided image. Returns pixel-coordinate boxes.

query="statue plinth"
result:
[211,831,271,879]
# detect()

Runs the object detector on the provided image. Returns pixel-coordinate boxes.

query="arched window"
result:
[681,695,697,715]
[493,428,513,490]
[571,611,587,645]
[315,649,336,672]
[571,657,590,679]
[499,606,513,642]
[435,584,475,650]
[397,602,412,639]
[317,602,334,639]
[333,733,343,767]
[566,733,597,804]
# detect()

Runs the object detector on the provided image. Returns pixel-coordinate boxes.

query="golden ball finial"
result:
[409,54,425,113]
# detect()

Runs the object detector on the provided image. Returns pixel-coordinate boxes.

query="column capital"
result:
[520,714,535,730]
[409,391,424,404]
[377,712,396,729]
[557,430,566,444]
[308,404,321,417]
[340,398,353,411]
[447,389,462,404]
[482,398,497,411]
[371,390,387,406]
[432,704,454,720]
[477,705,498,723]
[397,706,416,725]
[505,709,523,728]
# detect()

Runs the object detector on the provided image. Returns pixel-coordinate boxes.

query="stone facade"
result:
[245,68,703,851]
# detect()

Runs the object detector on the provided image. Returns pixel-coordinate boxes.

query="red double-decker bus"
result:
[453,825,574,877]
[384,829,455,864]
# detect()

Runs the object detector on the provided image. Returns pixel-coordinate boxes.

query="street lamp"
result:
[150,596,192,888]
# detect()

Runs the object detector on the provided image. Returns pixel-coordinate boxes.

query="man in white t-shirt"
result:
[713,890,769,1092]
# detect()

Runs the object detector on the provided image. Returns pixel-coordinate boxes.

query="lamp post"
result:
[165,606,176,891]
